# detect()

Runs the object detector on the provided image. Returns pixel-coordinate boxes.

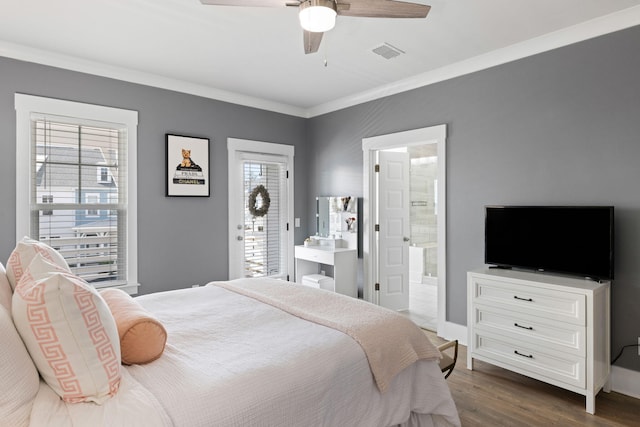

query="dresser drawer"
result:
[473,332,585,388]
[471,276,585,325]
[295,246,335,265]
[472,305,585,356]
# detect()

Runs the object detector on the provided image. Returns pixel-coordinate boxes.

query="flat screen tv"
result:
[485,206,614,281]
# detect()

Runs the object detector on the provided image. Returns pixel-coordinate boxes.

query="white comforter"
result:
[30,284,460,427]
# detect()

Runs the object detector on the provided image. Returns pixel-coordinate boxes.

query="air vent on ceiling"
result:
[372,42,405,60]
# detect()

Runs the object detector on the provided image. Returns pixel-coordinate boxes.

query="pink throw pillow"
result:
[12,254,121,404]
[6,236,70,290]
[100,288,167,365]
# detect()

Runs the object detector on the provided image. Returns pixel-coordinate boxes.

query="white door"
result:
[228,139,294,280]
[377,150,411,310]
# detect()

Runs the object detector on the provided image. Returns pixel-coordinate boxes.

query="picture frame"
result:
[166,134,210,197]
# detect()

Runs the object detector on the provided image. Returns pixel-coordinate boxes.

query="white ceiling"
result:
[1,0,639,117]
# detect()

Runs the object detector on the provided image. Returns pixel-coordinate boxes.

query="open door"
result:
[377,150,411,310]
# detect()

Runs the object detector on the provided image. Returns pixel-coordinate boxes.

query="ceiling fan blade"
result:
[199,0,290,7]
[337,0,430,18]
[303,30,323,54]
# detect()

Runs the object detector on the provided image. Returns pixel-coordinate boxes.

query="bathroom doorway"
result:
[362,124,446,335]
[376,143,438,330]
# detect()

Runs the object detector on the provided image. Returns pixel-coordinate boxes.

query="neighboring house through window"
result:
[15,94,139,294]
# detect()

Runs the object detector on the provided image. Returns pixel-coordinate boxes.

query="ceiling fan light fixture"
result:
[299,0,337,33]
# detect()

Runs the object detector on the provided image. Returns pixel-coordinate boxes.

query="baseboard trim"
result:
[610,366,640,399]
[438,322,468,347]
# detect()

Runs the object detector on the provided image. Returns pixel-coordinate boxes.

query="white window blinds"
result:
[242,160,286,278]
[31,116,127,286]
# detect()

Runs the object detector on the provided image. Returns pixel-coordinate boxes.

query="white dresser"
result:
[467,268,610,414]
[294,245,357,297]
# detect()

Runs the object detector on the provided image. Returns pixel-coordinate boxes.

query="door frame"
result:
[362,124,447,336]
[227,138,295,280]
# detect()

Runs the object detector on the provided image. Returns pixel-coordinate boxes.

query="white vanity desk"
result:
[294,245,357,298]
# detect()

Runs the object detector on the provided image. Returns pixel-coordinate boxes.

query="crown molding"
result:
[306,5,640,117]
[0,40,308,118]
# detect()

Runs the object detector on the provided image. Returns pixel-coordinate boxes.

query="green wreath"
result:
[248,184,271,217]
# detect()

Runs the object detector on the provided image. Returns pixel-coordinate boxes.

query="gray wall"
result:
[307,25,640,372]
[0,57,309,294]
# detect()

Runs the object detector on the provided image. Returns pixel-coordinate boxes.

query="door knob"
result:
[237,236,243,241]
[403,237,410,242]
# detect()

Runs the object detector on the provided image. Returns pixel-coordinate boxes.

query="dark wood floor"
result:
[425,331,640,426]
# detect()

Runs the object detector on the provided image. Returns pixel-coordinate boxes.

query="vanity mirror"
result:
[316,196,358,239]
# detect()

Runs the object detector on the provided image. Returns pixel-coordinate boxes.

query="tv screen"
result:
[485,206,614,280]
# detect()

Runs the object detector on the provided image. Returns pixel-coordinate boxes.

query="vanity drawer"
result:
[470,276,585,325]
[472,304,584,356]
[295,246,335,265]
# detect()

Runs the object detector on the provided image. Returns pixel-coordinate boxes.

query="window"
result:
[97,164,111,183]
[85,193,100,217]
[242,159,287,278]
[15,94,139,294]
[42,194,53,216]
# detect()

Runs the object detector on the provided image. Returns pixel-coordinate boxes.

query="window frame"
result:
[15,94,139,294]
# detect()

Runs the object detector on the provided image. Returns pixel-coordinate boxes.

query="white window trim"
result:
[15,93,139,294]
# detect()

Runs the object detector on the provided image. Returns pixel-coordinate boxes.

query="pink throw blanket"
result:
[210,277,441,393]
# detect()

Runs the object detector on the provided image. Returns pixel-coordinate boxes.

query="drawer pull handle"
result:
[514,323,533,330]
[513,295,533,302]
[514,350,533,359]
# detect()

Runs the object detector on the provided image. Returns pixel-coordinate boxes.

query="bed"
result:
[1,238,460,427]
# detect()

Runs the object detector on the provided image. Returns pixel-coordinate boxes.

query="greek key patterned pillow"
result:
[12,254,121,404]
[6,236,70,290]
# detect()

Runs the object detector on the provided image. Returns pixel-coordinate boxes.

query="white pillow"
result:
[0,262,12,312]
[6,236,70,290]
[12,254,121,404]
[0,304,40,427]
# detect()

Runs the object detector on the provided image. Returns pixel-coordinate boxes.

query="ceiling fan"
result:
[199,0,431,54]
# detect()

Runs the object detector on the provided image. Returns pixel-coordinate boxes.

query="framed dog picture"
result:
[166,134,210,197]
